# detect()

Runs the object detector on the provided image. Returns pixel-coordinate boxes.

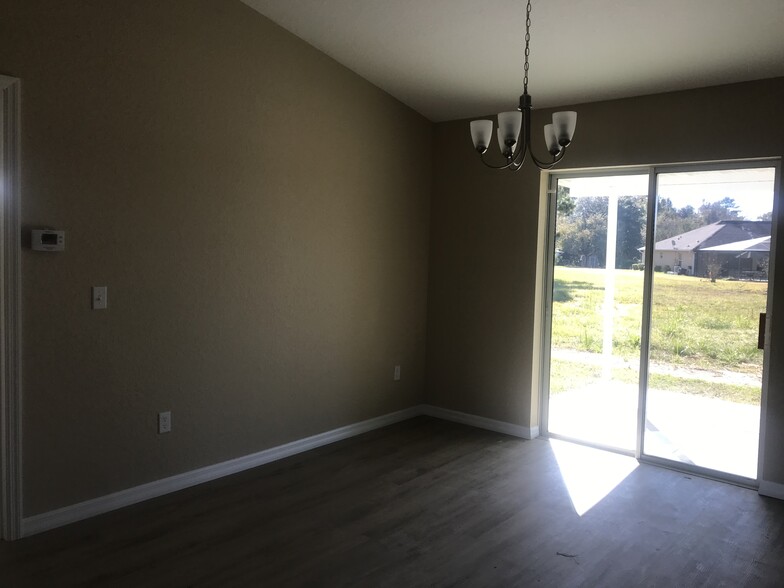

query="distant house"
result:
[701,235,770,279]
[647,220,770,276]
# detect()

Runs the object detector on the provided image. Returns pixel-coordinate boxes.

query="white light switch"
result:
[394,365,401,381]
[92,286,107,310]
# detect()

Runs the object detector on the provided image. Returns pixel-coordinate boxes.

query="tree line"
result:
[555,187,765,269]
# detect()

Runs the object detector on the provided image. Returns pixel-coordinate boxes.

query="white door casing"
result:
[1,74,22,541]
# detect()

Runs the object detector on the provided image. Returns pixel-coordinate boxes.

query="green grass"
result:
[647,272,765,372]
[550,267,766,405]
[549,358,760,404]
[551,267,766,373]
[553,270,646,356]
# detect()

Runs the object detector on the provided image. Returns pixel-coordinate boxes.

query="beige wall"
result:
[426,79,784,482]
[0,0,432,515]
[3,0,783,519]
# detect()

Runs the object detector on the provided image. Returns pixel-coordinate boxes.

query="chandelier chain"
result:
[523,0,532,93]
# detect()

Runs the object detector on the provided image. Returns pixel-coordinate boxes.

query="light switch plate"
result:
[92,286,107,310]
[158,411,172,434]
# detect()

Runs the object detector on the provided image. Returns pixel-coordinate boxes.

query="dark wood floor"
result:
[2,417,784,587]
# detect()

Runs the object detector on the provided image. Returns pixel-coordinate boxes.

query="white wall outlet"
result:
[92,286,107,310]
[394,365,401,381]
[158,411,172,434]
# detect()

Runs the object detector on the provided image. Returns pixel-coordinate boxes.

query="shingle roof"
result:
[653,220,771,252]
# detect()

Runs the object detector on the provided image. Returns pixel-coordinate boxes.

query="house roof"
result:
[701,236,771,252]
[653,220,771,253]
[652,222,724,253]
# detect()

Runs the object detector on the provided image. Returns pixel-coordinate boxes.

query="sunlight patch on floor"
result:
[551,438,638,516]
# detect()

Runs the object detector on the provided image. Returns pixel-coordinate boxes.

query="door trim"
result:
[1,75,22,541]
[636,170,658,459]
[755,160,780,483]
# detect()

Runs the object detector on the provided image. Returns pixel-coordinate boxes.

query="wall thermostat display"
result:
[32,229,65,251]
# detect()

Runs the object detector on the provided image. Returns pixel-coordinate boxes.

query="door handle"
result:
[758,313,767,350]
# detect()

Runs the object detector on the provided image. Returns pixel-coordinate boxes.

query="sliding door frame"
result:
[539,158,781,487]
[637,158,781,488]
[539,165,651,456]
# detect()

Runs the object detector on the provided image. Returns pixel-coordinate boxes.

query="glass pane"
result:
[643,167,775,478]
[548,174,649,451]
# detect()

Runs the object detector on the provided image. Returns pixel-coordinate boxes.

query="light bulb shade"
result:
[470,120,493,153]
[496,128,515,157]
[497,128,507,154]
[552,111,577,146]
[497,111,523,145]
[544,123,561,156]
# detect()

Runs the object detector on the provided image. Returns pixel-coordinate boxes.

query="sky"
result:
[559,167,776,221]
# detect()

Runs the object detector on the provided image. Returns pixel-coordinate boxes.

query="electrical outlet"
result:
[394,365,401,381]
[158,411,172,434]
[92,286,107,310]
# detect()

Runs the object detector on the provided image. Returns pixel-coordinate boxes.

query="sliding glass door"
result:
[642,166,776,479]
[543,161,779,483]
[545,173,649,452]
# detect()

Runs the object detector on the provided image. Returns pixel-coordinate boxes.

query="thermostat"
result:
[31,229,65,251]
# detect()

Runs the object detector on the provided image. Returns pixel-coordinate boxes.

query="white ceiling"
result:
[241,0,784,123]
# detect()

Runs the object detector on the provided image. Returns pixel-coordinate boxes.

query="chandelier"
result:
[470,0,577,170]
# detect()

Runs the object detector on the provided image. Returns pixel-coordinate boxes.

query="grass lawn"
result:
[551,266,767,404]
[549,359,760,405]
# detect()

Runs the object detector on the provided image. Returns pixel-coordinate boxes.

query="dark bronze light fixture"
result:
[470,0,577,170]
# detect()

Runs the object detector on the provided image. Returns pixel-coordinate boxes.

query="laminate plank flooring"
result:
[2,416,784,587]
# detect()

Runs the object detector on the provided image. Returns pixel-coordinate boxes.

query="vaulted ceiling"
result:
[242,0,784,122]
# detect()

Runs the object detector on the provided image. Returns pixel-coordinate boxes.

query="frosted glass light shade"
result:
[497,128,507,154]
[497,111,523,145]
[544,123,560,156]
[497,129,516,157]
[552,111,577,146]
[470,120,493,153]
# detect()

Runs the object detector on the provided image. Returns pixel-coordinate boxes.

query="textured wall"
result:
[427,79,784,482]
[0,0,432,515]
[3,0,783,519]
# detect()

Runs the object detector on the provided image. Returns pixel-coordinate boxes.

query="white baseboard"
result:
[759,480,784,500]
[21,403,537,537]
[421,405,539,440]
[21,405,424,537]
